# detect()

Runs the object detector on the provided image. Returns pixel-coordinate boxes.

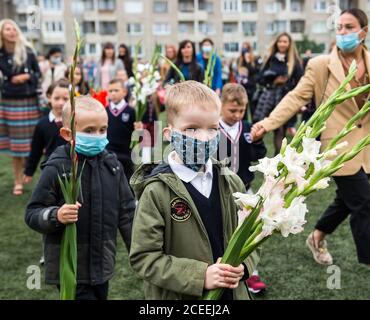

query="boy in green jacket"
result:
[129,81,258,300]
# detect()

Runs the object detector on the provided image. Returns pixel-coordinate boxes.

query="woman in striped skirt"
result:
[0,19,41,195]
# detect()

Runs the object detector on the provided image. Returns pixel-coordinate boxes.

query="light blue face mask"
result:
[75,132,109,157]
[336,30,363,53]
[202,45,213,54]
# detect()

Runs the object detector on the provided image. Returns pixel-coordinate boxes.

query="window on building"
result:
[291,0,303,12]
[99,21,117,35]
[314,0,326,12]
[153,1,168,13]
[242,21,256,36]
[290,20,305,33]
[178,22,193,33]
[266,20,287,34]
[199,1,214,13]
[223,22,238,33]
[152,23,171,35]
[85,43,97,55]
[43,0,62,11]
[178,0,194,12]
[45,21,64,32]
[265,0,285,13]
[127,23,143,35]
[222,0,239,13]
[82,21,96,34]
[199,22,214,35]
[224,42,239,53]
[98,0,115,10]
[83,0,94,10]
[242,1,257,13]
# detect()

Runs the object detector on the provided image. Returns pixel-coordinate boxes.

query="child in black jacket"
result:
[24,79,69,182]
[217,84,266,191]
[25,96,135,300]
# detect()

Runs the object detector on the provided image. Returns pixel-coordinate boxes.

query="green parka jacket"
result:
[129,161,259,300]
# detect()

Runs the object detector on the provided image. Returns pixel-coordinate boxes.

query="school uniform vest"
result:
[184,170,233,300]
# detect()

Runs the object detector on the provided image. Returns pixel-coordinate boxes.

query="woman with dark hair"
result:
[252,9,370,267]
[94,42,124,90]
[65,64,90,95]
[196,38,222,95]
[165,40,203,84]
[254,32,303,154]
[234,41,262,116]
[118,44,133,78]
[0,19,41,195]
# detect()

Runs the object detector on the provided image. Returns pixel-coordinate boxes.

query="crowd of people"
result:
[0,7,369,300]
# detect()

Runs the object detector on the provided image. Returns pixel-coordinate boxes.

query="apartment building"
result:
[2,0,370,58]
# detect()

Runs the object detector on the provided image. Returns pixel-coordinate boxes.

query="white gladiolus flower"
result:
[137,64,145,73]
[249,154,282,177]
[301,137,322,164]
[311,177,331,190]
[276,197,308,237]
[237,208,252,227]
[233,192,259,209]
[280,146,306,178]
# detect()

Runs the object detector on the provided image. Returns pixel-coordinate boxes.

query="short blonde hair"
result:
[166,80,221,125]
[62,96,105,127]
[221,83,248,107]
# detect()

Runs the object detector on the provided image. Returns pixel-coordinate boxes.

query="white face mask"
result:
[50,56,62,65]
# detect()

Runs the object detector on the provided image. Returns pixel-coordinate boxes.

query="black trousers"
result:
[315,168,370,264]
[57,282,109,300]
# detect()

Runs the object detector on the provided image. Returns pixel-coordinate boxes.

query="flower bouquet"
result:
[129,43,162,122]
[203,61,370,300]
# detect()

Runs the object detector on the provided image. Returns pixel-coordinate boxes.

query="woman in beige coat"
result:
[252,8,370,267]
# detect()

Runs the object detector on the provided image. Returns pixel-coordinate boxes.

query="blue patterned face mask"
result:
[170,130,220,172]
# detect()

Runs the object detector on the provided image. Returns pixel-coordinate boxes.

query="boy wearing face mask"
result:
[106,78,136,181]
[25,96,135,300]
[129,81,258,300]
[196,38,223,95]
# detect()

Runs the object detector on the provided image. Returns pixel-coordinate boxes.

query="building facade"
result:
[3,0,370,58]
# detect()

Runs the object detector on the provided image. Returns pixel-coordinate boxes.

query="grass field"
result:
[0,132,368,300]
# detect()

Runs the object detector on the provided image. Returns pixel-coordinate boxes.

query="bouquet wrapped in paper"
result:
[203,61,370,300]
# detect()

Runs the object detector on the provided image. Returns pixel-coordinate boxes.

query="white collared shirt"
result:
[168,151,213,198]
[48,111,57,123]
[110,99,127,112]
[220,119,240,141]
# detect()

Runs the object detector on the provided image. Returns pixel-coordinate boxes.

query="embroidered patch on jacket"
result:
[244,132,253,144]
[122,113,130,122]
[170,197,192,222]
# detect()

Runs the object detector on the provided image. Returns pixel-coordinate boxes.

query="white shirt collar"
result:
[110,99,127,111]
[220,119,240,131]
[48,111,56,123]
[168,150,213,183]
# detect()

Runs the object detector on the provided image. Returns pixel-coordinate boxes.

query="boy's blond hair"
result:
[165,80,221,125]
[221,83,248,107]
[62,96,105,127]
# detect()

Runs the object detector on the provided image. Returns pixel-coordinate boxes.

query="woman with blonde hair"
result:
[0,19,41,195]
[254,32,303,154]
